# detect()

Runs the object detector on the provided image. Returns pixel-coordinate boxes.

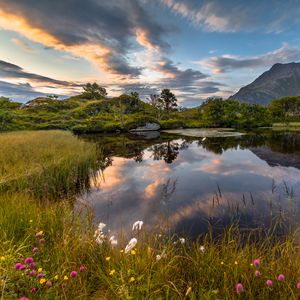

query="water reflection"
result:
[79,130,300,237]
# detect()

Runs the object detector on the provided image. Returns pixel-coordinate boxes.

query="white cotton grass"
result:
[179,238,185,244]
[94,222,106,245]
[132,220,143,231]
[124,238,137,254]
[200,245,205,253]
[109,235,118,247]
[156,249,166,261]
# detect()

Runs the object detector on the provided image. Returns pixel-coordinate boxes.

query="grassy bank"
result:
[0,131,300,299]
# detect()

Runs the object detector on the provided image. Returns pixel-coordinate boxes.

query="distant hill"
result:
[230,62,300,105]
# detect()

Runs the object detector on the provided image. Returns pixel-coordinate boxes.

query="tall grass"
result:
[0,131,299,299]
[0,131,97,199]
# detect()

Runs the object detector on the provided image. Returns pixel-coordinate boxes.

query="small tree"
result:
[82,82,107,99]
[159,89,178,114]
[147,94,163,119]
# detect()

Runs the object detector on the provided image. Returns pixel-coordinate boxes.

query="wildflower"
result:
[129,277,135,283]
[63,275,68,281]
[15,262,22,270]
[132,220,143,231]
[40,278,46,284]
[94,222,106,244]
[0,256,5,261]
[109,235,118,247]
[28,270,37,277]
[105,257,111,261]
[109,269,116,276]
[37,273,44,278]
[199,246,205,253]
[120,250,124,253]
[79,266,85,273]
[29,219,33,223]
[278,274,285,282]
[38,268,42,273]
[29,262,36,270]
[221,261,224,265]
[234,261,238,265]
[70,271,78,278]
[54,275,59,280]
[131,250,136,255]
[39,238,45,245]
[179,238,185,244]
[236,283,244,293]
[46,280,52,287]
[31,287,38,293]
[35,231,43,238]
[19,297,30,300]
[296,282,300,289]
[20,265,26,271]
[32,247,39,254]
[253,259,260,268]
[125,238,137,254]
[266,279,273,287]
[156,250,166,261]
[255,270,261,277]
[25,257,33,264]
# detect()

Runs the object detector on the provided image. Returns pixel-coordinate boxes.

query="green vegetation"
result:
[0,130,300,299]
[1,85,300,133]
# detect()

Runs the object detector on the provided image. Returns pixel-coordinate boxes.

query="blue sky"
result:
[0,0,300,106]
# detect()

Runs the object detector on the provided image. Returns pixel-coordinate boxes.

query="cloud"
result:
[198,44,300,73]
[0,0,172,77]
[11,38,35,53]
[0,59,80,87]
[161,0,300,33]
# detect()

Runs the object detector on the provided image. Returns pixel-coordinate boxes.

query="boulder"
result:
[129,122,160,132]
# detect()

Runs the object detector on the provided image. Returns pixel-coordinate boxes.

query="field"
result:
[0,131,299,299]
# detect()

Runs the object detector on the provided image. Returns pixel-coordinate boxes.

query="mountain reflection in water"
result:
[79,130,300,238]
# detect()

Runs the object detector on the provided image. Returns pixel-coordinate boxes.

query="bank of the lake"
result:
[0,130,300,299]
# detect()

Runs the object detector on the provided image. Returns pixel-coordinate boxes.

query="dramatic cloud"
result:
[198,44,300,73]
[161,0,300,33]
[11,38,35,53]
[0,0,172,77]
[0,60,80,86]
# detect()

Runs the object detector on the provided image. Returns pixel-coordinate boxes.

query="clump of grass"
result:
[0,130,97,199]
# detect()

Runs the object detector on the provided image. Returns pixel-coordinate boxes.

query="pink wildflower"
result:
[20,265,26,271]
[79,265,85,272]
[19,297,30,300]
[25,257,33,264]
[296,282,300,289]
[70,271,78,278]
[278,274,285,282]
[253,259,260,268]
[46,280,52,287]
[37,273,44,278]
[29,262,36,270]
[266,279,273,287]
[39,238,45,245]
[31,287,38,293]
[255,270,261,277]
[32,247,39,254]
[15,262,22,270]
[236,283,244,293]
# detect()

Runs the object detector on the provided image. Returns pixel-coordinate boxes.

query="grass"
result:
[0,130,300,299]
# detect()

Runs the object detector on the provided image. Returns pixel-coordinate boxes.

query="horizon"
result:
[1,1,300,106]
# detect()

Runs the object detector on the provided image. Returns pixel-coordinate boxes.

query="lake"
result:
[79,129,300,238]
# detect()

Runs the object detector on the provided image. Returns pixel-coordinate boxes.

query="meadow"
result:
[0,131,299,299]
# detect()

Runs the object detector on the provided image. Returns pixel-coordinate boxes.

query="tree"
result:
[81,82,107,99]
[130,92,139,100]
[147,94,163,119]
[159,89,178,114]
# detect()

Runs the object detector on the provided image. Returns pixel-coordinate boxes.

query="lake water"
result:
[79,129,300,237]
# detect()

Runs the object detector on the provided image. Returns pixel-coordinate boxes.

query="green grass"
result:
[0,131,300,299]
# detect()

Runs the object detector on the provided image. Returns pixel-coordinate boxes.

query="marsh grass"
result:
[0,131,97,199]
[0,130,299,299]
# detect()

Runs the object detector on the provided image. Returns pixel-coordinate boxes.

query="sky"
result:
[0,0,300,106]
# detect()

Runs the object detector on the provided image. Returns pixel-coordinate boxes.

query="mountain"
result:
[230,62,300,105]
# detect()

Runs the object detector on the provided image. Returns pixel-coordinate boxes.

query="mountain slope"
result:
[230,62,300,105]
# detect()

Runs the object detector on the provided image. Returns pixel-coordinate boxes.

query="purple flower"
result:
[37,273,44,278]
[31,287,38,293]
[19,297,30,300]
[297,282,300,289]
[79,265,85,273]
[35,231,43,238]
[15,262,22,270]
[25,257,33,264]
[29,262,36,270]
[46,280,52,287]
[70,271,78,278]
[39,238,45,245]
[266,279,273,287]
[20,265,26,271]
[255,270,261,277]
[278,274,285,282]
[253,259,260,268]
[32,247,39,254]
[236,283,244,293]
[28,270,37,277]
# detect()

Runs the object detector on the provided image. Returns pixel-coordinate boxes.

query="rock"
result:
[130,131,160,139]
[129,122,160,132]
